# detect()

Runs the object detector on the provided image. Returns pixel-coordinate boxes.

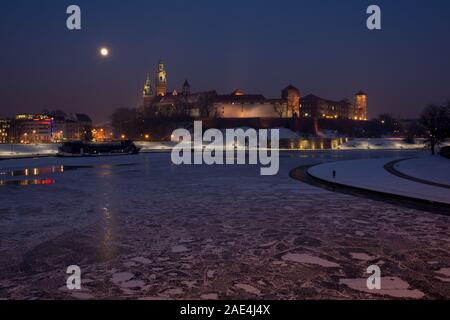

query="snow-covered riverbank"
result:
[0,144,59,158]
[0,138,429,160]
[307,155,450,205]
[337,138,426,150]
[393,156,450,187]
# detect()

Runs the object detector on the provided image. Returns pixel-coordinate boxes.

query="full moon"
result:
[100,48,109,57]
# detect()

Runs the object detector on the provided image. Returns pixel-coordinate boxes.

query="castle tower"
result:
[182,79,191,96]
[142,74,153,108]
[354,90,368,120]
[282,85,300,117]
[156,59,167,97]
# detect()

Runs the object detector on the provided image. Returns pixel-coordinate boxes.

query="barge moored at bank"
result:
[57,140,141,157]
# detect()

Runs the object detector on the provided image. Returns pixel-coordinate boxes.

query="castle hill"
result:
[125,59,369,142]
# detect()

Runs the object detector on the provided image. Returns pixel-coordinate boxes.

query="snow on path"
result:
[307,157,450,205]
[394,156,450,187]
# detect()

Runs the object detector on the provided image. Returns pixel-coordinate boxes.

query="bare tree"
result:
[419,103,450,155]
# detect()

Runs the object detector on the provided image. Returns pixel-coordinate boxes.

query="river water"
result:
[0,150,449,299]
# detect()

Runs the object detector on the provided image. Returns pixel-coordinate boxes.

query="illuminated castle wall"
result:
[141,60,367,120]
[213,86,300,118]
[354,91,368,120]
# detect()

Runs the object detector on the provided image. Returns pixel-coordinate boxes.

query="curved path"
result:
[290,160,450,216]
[385,158,450,189]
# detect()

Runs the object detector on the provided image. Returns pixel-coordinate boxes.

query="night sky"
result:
[1,0,450,123]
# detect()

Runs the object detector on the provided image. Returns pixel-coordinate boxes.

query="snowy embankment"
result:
[0,144,59,158]
[136,141,175,152]
[394,156,450,187]
[0,136,435,159]
[0,142,175,158]
[307,157,450,205]
[338,138,426,150]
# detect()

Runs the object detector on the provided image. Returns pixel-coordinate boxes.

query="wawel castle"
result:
[141,60,368,121]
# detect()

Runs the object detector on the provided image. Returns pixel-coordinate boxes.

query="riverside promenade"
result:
[306,155,450,208]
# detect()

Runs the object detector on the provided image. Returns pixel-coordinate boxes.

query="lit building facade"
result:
[14,114,54,143]
[140,59,367,121]
[300,95,353,120]
[142,74,153,108]
[213,92,277,118]
[213,86,300,118]
[282,85,301,116]
[354,91,368,120]
[11,113,92,143]
[156,59,168,97]
[92,127,113,142]
[0,119,12,143]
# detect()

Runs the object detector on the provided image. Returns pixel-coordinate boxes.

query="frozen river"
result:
[0,150,449,299]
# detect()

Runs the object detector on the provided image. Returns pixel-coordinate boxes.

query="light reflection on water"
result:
[0,163,136,187]
[99,204,116,261]
[97,176,119,261]
[0,179,55,186]
[0,165,87,178]
[0,165,78,187]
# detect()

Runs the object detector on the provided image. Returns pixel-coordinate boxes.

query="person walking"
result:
[333,170,336,179]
